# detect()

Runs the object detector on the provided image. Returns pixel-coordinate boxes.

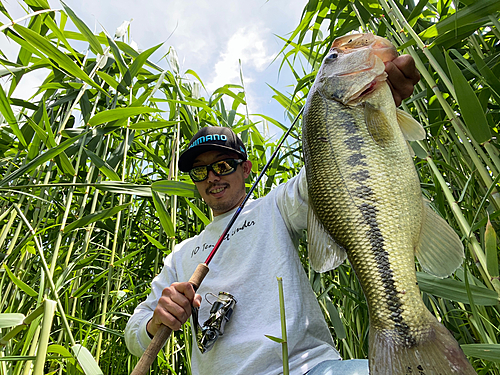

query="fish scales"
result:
[303,33,477,374]
[304,86,425,339]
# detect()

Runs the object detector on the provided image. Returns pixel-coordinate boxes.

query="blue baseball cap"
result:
[178,127,247,172]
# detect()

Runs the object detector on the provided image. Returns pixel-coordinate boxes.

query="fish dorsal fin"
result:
[364,102,394,147]
[307,206,347,273]
[396,108,426,141]
[415,200,464,278]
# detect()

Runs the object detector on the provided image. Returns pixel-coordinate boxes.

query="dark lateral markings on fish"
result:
[340,118,358,135]
[344,135,364,151]
[350,170,370,183]
[354,185,374,199]
[347,153,368,167]
[359,201,417,347]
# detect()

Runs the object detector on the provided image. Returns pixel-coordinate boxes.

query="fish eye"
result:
[328,52,338,59]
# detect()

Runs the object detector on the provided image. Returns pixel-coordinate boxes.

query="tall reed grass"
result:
[0,0,499,374]
[277,1,500,373]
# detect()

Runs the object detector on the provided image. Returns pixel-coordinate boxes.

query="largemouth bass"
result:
[303,33,477,375]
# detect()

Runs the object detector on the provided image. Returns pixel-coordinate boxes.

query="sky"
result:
[1,0,312,139]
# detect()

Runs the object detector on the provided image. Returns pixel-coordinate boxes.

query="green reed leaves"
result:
[1,1,500,374]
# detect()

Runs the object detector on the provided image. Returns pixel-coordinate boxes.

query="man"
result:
[125,56,420,374]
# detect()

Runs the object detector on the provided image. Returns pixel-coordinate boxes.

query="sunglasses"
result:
[189,159,244,182]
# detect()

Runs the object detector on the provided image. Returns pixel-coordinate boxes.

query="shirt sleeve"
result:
[274,166,309,238]
[124,253,178,357]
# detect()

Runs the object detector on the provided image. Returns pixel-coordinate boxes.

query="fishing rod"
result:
[131,107,304,375]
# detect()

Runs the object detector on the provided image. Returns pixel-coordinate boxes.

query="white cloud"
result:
[207,25,274,90]
[1,0,308,129]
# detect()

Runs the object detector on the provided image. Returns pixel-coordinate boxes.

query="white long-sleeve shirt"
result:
[125,168,341,374]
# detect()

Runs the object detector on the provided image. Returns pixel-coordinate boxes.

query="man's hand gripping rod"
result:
[130,109,303,375]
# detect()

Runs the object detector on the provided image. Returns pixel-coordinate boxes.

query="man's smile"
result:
[208,184,229,196]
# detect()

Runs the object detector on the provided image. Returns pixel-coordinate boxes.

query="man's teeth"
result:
[211,187,225,194]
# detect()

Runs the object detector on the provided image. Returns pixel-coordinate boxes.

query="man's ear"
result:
[242,160,252,178]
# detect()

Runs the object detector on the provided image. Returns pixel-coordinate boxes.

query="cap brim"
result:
[178,144,247,172]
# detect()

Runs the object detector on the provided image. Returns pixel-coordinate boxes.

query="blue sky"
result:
[1,0,311,139]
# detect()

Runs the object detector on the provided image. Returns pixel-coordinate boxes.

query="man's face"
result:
[191,150,252,216]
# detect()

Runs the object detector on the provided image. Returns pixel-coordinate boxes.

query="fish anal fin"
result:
[415,200,464,278]
[364,102,394,147]
[396,108,426,141]
[369,318,477,375]
[307,206,347,273]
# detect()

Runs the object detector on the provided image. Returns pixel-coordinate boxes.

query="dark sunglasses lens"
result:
[189,167,208,182]
[212,160,236,175]
[189,159,241,182]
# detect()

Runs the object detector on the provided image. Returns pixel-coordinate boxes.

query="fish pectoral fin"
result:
[415,200,465,278]
[396,108,426,141]
[406,140,416,158]
[307,206,347,273]
[364,102,394,147]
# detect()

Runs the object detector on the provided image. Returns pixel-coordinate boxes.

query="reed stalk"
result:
[277,277,289,375]
[2,1,498,373]
[32,300,56,375]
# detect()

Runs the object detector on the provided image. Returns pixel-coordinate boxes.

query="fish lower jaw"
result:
[347,79,386,104]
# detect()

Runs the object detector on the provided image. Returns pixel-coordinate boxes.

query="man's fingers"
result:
[385,60,416,98]
[147,301,184,335]
[157,295,189,330]
[172,282,197,303]
[193,293,202,308]
[148,282,202,336]
[392,54,420,84]
[163,285,193,315]
[151,284,195,331]
[385,55,420,106]
[172,281,201,308]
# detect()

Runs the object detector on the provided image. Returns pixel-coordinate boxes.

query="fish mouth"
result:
[318,76,384,105]
[344,78,385,104]
[330,33,398,62]
[357,80,378,97]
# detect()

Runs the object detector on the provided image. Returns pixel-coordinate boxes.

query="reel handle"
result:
[130,263,209,375]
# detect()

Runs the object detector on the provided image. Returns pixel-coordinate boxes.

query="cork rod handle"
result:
[130,263,209,375]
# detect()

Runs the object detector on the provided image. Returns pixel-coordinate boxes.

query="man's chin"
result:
[208,199,239,216]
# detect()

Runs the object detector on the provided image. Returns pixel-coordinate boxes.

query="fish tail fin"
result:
[369,318,477,375]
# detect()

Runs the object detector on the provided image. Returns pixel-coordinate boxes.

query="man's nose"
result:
[207,170,220,183]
